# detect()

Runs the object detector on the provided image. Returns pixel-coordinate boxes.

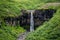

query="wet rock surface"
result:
[17,31,29,40]
[4,9,56,31]
[19,9,56,30]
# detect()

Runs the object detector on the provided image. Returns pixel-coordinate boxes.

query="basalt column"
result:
[3,9,56,31]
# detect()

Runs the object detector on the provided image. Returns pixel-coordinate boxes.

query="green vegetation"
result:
[0,0,60,40]
[0,24,25,40]
[0,0,26,40]
[0,0,60,17]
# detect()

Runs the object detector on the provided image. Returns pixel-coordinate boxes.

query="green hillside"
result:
[0,25,25,40]
[0,0,26,40]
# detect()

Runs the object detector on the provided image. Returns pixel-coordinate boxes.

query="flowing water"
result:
[30,10,34,32]
[17,10,34,40]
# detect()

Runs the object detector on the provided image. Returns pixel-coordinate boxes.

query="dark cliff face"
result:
[4,9,56,31]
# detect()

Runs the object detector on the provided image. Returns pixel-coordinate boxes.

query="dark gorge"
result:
[4,9,56,31]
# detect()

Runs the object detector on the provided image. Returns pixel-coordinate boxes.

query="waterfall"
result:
[30,10,34,32]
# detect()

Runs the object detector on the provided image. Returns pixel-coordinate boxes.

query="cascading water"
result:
[30,10,34,32]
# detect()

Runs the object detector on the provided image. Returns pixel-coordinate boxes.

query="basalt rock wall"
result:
[4,9,56,31]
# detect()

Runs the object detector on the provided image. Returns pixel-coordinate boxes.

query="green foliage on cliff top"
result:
[0,0,60,17]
